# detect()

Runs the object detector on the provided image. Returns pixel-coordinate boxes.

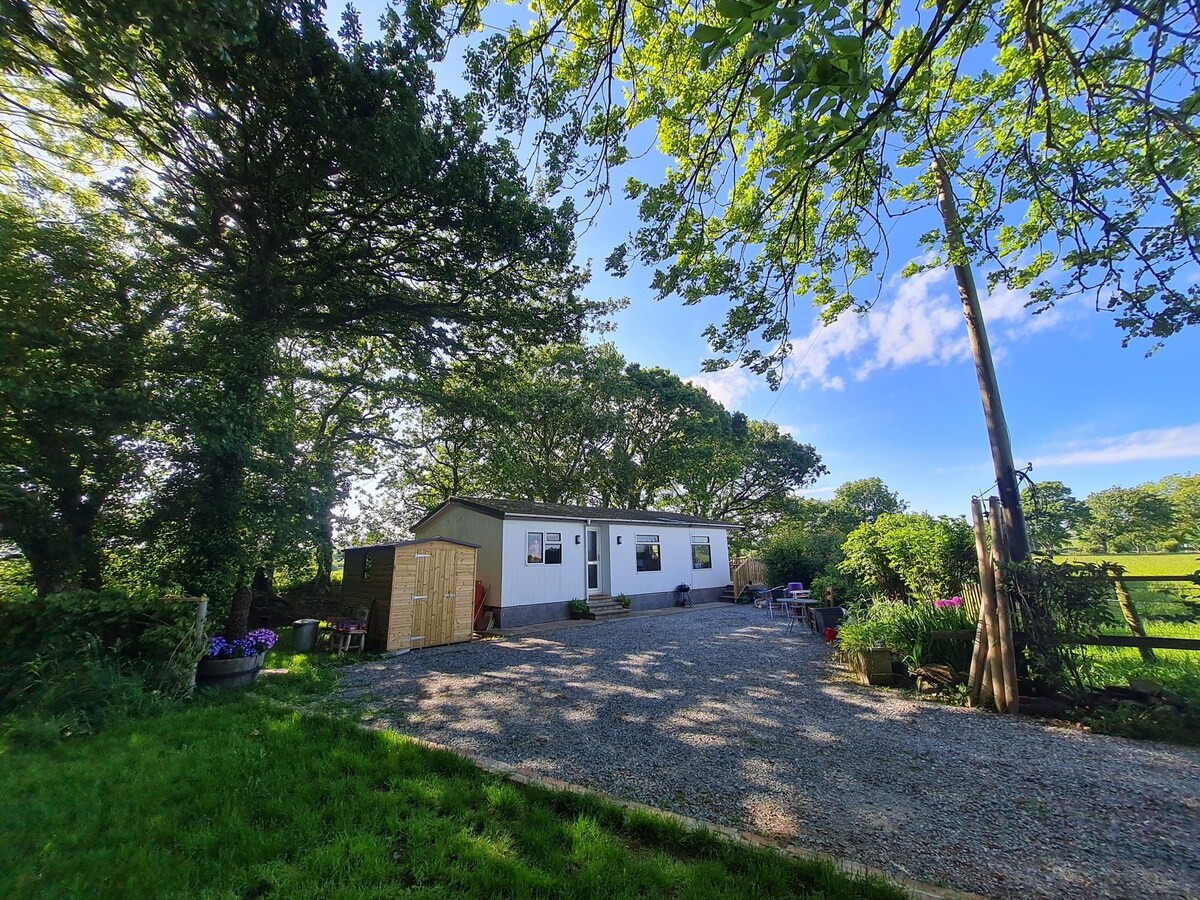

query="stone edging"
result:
[382,727,986,900]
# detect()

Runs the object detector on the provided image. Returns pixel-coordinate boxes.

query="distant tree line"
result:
[1022,476,1200,555]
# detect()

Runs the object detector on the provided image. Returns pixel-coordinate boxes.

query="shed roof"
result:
[342,536,482,552]
[414,497,742,531]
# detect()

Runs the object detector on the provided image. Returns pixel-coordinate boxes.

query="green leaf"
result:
[715,0,753,20]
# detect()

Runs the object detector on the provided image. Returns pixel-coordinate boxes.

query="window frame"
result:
[526,530,563,566]
[635,533,662,573]
[691,535,712,570]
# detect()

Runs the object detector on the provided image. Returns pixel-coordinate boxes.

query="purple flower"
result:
[204,628,277,659]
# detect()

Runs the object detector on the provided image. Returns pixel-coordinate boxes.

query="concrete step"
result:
[588,602,633,619]
[585,607,631,620]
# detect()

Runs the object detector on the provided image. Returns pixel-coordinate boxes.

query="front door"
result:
[586,527,602,595]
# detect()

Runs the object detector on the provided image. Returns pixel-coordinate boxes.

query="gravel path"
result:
[335,604,1200,898]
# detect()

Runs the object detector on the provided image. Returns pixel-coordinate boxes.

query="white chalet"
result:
[412,497,739,627]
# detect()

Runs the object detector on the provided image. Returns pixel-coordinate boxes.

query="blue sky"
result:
[340,2,1200,517]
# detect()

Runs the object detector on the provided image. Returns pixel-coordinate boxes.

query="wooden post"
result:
[968,498,1001,708]
[189,595,208,695]
[933,156,1030,563]
[1112,574,1156,664]
[988,497,1021,714]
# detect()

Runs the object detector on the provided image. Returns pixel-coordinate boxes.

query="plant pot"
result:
[196,652,265,690]
[853,648,894,686]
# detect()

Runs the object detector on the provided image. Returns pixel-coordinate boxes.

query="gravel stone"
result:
[335,604,1200,899]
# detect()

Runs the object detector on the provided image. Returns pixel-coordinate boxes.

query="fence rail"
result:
[930,629,1200,651]
[729,557,767,601]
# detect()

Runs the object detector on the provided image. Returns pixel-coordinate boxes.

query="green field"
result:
[1049,554,1200,742]
[1057,552,1200,576]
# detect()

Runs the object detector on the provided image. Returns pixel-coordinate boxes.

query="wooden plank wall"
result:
[340,548,394,649]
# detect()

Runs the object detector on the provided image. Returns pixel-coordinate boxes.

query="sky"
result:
[337,2,1200,517]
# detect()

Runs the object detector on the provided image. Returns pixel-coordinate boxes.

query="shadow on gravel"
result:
[336,606,1200,900]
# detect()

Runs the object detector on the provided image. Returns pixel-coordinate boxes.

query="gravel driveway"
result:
[335,604,1200,899]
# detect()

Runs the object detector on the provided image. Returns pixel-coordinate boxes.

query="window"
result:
[527,531,563,565]
[691,536,712,570]
[526,532,543,564]
[635,534,661,572]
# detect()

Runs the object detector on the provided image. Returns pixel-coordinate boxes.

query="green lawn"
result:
[0,684,903,900]
[1057,552,1200,576]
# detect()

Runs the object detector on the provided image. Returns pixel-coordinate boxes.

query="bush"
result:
[1006,556,1118,695]
[761,525,846,587]
[0,587,203,737]
[809,571,869,606]
[840,513,977,602]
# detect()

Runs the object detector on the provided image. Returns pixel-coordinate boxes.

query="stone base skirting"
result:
[483,585,726,628]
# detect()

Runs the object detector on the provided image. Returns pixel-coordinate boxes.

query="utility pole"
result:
[932,156,1030,562]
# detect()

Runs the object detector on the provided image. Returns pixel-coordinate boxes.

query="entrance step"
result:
[584,596,630,620]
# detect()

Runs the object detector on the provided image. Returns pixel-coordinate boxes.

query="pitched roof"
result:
[414,497,741,531]
[341,536,481,552]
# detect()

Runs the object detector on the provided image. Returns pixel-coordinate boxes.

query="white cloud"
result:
[786,264,1069,390]
[688,367,757,410]
[1034,424,1200,466]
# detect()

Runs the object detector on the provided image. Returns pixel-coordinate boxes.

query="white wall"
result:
[500,518,588,607]
[413,507,504,605]
[501,518,731,606]
[607,525,731,596]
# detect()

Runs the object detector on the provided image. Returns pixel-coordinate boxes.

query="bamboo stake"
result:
[967,499,999,708]
[1112,574,1156,664]
[981,659,995,709]
[988,496,1021,715]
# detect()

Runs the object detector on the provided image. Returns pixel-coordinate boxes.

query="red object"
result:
[474,580,488,628]
[824,627,838,643]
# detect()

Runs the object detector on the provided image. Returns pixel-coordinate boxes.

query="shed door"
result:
[410,547,462,649]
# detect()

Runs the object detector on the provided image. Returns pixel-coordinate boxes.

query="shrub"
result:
[840,513,977,602]
[1006,556,1118,695]
[809,571,869,606]
[0,587,203,736]
[761,524,845,588]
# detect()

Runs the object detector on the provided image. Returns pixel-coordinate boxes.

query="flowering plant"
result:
[933,596,963,609]
[204,628,277,660]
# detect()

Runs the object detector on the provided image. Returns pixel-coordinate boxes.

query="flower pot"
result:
[196,652,265,690]
[853,648,894,686]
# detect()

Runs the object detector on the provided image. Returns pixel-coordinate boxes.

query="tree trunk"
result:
[932,156,1030,563]
[224,584,254,640]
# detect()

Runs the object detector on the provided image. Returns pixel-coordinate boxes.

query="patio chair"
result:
[811,607,847,635]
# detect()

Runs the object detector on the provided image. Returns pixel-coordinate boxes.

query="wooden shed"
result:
[340,537,479,651]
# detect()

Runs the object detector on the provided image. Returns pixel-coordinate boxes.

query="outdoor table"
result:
[785,594,819,633]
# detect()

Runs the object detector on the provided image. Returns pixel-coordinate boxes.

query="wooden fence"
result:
[939,572,1200,653]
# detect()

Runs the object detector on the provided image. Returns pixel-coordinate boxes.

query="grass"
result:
[0,656,904,900]
[1057,552,1200,577]
[1044,557,1200,743]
